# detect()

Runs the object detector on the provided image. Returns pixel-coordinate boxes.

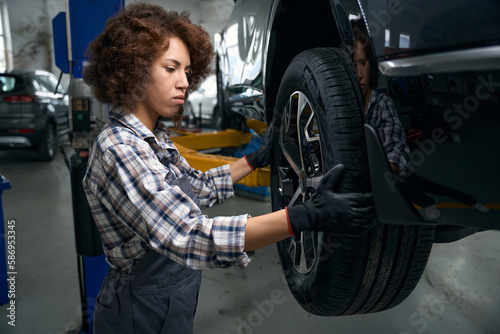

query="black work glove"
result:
[244,122,273,170]
[286,164,377,237]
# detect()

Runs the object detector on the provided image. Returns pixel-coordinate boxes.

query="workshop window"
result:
[385,29,390,47]
[399,33,410,49]
[0,2,11,72]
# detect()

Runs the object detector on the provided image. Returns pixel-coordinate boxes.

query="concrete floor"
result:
[0,148,499,334]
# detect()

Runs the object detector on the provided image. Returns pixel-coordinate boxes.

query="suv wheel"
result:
[271,47,435,315]
[36,123,57,161]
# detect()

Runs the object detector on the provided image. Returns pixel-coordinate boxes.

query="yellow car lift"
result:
[170,121,270,188]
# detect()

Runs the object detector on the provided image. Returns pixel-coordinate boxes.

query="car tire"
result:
[271,47,435,316]
[36,123,57,161]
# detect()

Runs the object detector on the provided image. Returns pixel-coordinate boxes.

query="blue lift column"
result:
[52,1,124,333]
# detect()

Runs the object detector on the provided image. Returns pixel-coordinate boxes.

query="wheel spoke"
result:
[298,233,308,272]
[280,93,302,176]
[304,107,319,143]
[286,231,317,274]
[296,92,308,173]
[280,135,302,176]
[288,186,302,207]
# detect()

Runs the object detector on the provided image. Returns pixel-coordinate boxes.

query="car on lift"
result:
[0,69,70,161]
[215,0,500,316]
[184,74,219,128]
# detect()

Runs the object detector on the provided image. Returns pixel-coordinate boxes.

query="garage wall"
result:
[4,0,233,86]
[6,0,60,72]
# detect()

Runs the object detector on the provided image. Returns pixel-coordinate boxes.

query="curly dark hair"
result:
[83,2,214,125]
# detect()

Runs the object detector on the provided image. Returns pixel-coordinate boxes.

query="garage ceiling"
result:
[153,0,235,38]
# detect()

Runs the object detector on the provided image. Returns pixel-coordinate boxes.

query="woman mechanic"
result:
[82,3,376,333]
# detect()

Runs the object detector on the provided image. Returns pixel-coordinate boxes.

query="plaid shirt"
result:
[365,89,411,176]
[83,110,251,272]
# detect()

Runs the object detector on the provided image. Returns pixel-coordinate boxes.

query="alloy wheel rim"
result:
[278,91,323,274]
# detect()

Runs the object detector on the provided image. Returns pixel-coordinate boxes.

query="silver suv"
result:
[0,69,70,161]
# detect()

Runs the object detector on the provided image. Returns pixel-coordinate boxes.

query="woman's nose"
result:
[355,66,362,81]
[177,72,189,90]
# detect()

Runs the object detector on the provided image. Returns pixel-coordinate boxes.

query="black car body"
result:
[0,69,70,160]
[215,0,500,316]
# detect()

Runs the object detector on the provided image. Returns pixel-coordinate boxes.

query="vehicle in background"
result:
[184,74,218,128]
[215,0,500,317]
[0,69,70,161]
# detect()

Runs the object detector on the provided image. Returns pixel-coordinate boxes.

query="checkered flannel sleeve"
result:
[87,142,251,270]
[375,95,411,175]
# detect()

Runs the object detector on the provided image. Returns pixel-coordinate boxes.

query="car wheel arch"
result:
[263,0,344,120]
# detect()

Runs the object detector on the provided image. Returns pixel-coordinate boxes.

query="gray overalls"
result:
[93,175,203,333]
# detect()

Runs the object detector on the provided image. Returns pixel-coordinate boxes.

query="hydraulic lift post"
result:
[53,1,124,333]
